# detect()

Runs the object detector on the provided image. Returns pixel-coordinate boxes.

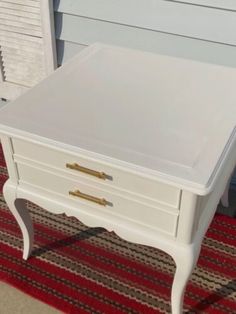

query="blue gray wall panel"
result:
[54,0,236,67]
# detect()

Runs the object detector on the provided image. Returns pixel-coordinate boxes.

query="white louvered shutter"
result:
[0,0,56,100]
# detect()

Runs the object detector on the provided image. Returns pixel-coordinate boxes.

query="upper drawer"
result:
[55,0,236,45]
[12,138,181,208]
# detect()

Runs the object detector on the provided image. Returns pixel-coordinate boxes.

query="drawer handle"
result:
[66,163,107,180]
[69,190,109,206]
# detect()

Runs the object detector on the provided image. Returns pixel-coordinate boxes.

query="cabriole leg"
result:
[171,245,201,314]
[3,180,34,260]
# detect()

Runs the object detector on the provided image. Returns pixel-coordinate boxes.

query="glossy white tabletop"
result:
[0,44,235,194]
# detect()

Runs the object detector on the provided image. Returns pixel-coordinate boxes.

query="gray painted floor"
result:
[0,282,61,314]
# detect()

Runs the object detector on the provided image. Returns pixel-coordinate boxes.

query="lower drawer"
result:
[16,162,179,236]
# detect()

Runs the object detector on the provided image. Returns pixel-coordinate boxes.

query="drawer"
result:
[16,162,179,236]
[12,138,181,208]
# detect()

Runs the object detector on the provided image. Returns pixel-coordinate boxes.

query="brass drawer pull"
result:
[66,163,107,180]
[69,190,109,206]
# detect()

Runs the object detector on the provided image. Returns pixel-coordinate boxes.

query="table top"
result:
[0,43,236,194]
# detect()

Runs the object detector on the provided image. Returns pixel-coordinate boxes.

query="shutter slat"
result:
[0,36,43,49]
[5,75,42,87]
[3,61,44,76]
[0,18,41,30]
[0,0,40,8]
[0,40,43,53]
[0,7,40,19]
[0,29,42,42]
[0,13,41,26]
[0,22,42,36]
[2,53,43,64]
[0,1,40,14]
[1,46,43,58]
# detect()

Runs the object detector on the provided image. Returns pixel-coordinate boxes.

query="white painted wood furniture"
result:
[0,44,236,314]
[0,0,56,100]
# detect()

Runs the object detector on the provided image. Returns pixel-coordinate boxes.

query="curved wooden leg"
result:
[3,180,34,260]
[171,245,201,314]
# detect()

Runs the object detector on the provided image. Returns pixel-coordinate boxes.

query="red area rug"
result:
[0,144,236,313]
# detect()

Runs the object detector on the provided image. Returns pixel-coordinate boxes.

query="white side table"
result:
[0,44,235,314]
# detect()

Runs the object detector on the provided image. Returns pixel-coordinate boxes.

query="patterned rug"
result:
[0,144,236,314]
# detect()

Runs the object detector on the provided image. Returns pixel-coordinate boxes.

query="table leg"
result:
[3,179,34,260]
[171,244,201,314]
